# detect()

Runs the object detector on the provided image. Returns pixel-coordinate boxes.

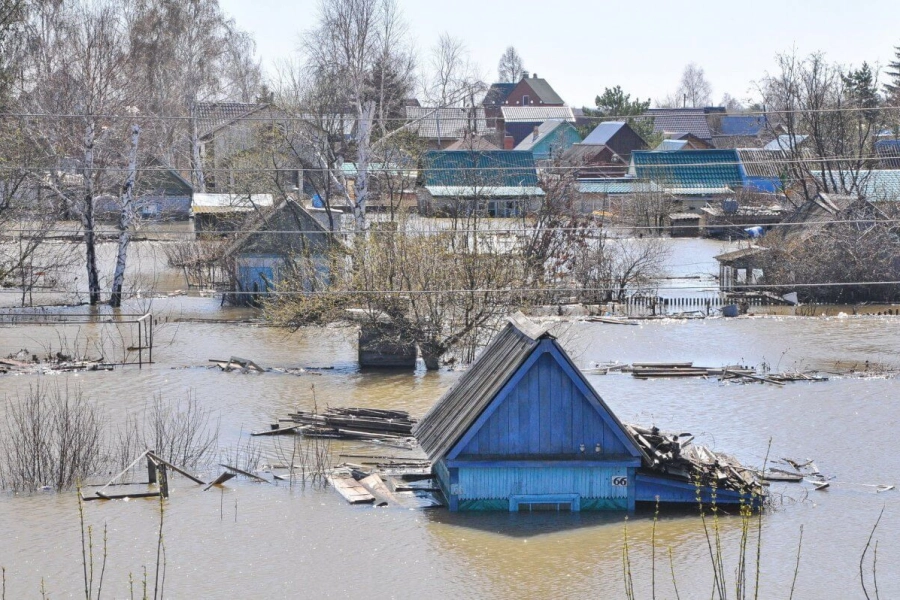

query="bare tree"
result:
[760,52,886,204]
[497,46,525,83]
[423,33,483,107]
[677,63,713,108]
[20,1,135,305]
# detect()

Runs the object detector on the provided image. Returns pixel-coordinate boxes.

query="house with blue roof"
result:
[630,149,783,211]
[513,120,582,161]
[630,149,743,203]
[417,150,544,217]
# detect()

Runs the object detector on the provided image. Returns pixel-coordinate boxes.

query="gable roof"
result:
[222,198,334,259]
[413,313,645,462]
[583,121,626,145]
[194,102,269,139]
[482,82,517,106]
[517,77,565,105]
[501,106,575,123]
[719,115,767,136]
[420,150,540,188]
[404,106,489,140]
[861,169,900,201]
[764,134,808,152]
[631,150,743,193]
[643,109,713,141]
[655,139,689,151]
[513,120,578,152]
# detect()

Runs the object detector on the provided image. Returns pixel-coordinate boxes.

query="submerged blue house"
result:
[414,314,762,512]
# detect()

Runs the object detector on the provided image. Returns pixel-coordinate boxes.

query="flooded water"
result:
[1,238,900,598]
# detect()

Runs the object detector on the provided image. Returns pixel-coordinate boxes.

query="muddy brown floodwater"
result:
[1,238,899,598]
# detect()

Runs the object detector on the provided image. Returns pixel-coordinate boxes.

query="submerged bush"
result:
[0,383,105,492]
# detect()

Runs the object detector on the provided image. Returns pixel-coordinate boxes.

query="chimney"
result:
[533,73,538,78]
[504,135,515,150]
[532,126,540,142]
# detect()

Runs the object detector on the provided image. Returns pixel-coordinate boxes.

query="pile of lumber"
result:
[584,362,829,385]
[630,362,756,379]
[626,424,763,496]
[272,407,417,440]
[0,355,114,375]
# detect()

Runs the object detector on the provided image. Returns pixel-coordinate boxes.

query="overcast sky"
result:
[219,0,900,108]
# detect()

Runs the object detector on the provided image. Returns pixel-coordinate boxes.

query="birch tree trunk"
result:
[191,108,206,193]
[353,100,376,231]
[82,120,101,306]
[110,124,141,308]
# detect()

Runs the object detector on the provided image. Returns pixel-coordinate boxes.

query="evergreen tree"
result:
[884,45,900,96]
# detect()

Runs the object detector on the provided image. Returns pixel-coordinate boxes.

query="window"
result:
[522,94,530,106]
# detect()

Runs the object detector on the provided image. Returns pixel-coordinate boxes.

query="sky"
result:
[219,0,900,108]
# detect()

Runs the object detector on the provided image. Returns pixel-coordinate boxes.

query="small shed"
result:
[192,193,274,234]
[714,246,769,292]
[221,199,336,305]
[415,314,762,512]
[667,212,702,237]
[415,314,648,512]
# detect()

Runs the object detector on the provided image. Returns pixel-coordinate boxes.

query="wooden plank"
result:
[219,463,270,483]
[327,475,375,504]
[146,452,206,485]
[84,491,161,501]
[359,473,400,506]
[203,472,236,491]
[250,425,305,437]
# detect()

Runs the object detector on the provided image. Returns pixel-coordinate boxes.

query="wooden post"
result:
[147,453,157,484]
[158,463,169,498]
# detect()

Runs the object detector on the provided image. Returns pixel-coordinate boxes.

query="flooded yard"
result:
[1,293,899,597]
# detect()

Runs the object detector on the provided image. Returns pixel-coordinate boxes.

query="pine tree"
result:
[884,45,900,96]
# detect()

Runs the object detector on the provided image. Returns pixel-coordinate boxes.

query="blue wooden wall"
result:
[457,466,629,500]
[451,345,633,459]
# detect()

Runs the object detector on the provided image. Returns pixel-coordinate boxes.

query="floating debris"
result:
[626,424,763,497]
[262,407,417,441]
[582,361,831,384]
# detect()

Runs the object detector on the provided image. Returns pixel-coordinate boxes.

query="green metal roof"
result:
[631,150,743,191]
[578,179,663,194]
[861,170,900,201]
[421,150,540,188]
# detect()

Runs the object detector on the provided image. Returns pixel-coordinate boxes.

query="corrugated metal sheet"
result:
[404,107,489,140]
[420,150,539,188]
[631,150,743,191]
[457,466,629,500]
[643,109,713,140]
[578,179,662,195]
[861,169,900,201]
[501,106,575,123]
[192,193,274,213]
[413,314,549,459]
[424,185,544,198]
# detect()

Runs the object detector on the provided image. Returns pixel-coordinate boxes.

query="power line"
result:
[3,280,900,297]
[4,214,900,235]
[3,104,900,122]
